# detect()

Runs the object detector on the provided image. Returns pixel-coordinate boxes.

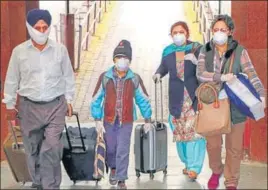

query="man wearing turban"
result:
[2,9,75,189]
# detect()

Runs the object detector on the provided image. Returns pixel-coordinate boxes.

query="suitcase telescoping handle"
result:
[7,120,20,150]
[154,79,164,125]
[64,111,86,152]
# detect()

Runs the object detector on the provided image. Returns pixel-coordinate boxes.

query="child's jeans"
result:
[104,117,133,181]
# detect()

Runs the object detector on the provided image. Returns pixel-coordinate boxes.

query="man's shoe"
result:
[117,181,127,189]
[208,173,222,189]
[31,183,41,189]
[109,169,118,186]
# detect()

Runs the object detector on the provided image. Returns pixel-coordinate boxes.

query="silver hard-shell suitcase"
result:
[134,80,168,179]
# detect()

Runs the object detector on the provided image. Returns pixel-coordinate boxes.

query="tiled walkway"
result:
[1,125,267,189]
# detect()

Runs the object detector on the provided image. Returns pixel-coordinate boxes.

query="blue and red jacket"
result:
[90,66,152,124]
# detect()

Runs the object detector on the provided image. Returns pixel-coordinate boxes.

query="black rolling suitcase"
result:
[62,112,103,185]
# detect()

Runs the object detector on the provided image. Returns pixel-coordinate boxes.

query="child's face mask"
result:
[115,58,130,72]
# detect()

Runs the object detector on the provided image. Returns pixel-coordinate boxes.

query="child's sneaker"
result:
[117,181,127,189]
[109,169,117,186]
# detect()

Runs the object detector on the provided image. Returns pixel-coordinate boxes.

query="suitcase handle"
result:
[154,80,164,125]
[7,121,20,150]
[155,122,166,131]
[64,111,86,152]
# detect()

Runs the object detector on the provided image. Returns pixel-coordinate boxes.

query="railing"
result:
[53,0,111,71]
[193,1,215,44]
[77,0,110,70]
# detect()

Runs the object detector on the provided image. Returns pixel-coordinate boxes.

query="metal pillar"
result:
[218,0,221,14]
[66,0,70,14]
[61,0,75,71]
[64,14,75,71]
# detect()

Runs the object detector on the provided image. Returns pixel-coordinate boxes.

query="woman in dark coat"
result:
[153,21,206,180]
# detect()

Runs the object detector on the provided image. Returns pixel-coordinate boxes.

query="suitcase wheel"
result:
[73,180,76,185]
[136,171,141,178]
[149,173,154,179]
[95,179,101,185]
[163,169,167,175]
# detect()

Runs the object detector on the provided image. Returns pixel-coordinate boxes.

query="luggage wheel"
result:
[73,180,76,185]
[136,171,141,178]
[149,173,154,179]
[95,180,100,185]
[163,169,167,175]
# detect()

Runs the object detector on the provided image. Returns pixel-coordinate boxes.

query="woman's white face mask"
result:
[213,31,228,46]
[26,22,51,45]
[173,34,186,46]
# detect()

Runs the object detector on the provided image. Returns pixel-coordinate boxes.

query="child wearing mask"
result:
[90,40,152,189]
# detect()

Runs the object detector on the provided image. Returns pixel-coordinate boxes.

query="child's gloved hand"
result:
[95,120,106,134]
[143,123,152,134]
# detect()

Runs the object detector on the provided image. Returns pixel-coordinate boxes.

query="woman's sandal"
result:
[182,168,188,175]
[188,171,198,181]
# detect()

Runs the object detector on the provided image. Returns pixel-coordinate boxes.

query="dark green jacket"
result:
[204,39,247,124]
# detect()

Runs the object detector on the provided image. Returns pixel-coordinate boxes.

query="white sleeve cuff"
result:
[6,103,15,110]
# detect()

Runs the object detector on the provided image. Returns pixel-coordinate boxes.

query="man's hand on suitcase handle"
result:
[95,120,106,134]
[6,108,19,121]
[66,104,73,117]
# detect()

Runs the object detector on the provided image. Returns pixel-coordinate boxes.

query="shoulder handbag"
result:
[195,82,231,136]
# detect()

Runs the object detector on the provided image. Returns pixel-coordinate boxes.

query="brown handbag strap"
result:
[191,44,202,55]
[228,52,235,73]
[197,83,219,104]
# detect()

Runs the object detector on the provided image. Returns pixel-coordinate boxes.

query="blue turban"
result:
[26,9,52,27]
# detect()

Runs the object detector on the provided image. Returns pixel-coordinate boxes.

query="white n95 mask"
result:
[173,34,186,46]
[115,58,130,71]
